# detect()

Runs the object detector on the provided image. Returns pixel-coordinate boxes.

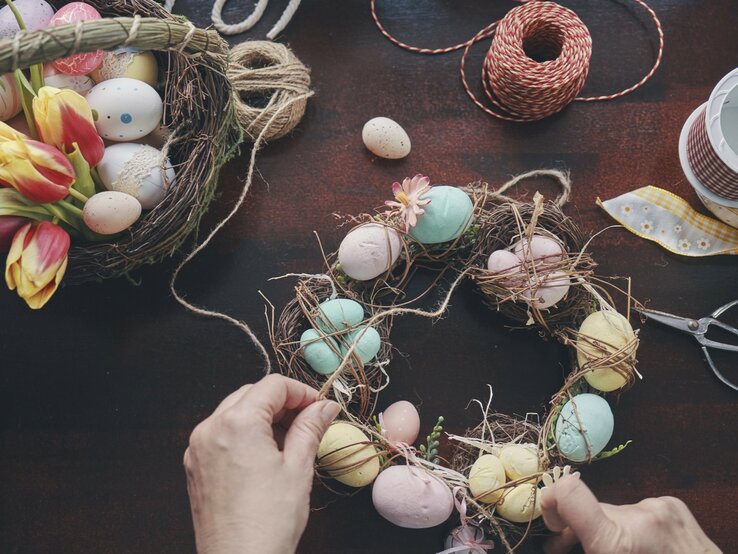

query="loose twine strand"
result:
[371,0,664,122]
[164,0,302,40]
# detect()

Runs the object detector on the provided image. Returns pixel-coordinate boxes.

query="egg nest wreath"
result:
[0,0,242,284]
[267,170,642,553]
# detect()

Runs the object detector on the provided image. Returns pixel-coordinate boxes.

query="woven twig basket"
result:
[0,0,242,284]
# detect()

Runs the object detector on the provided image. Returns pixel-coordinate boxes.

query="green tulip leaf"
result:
[67,143,96,201]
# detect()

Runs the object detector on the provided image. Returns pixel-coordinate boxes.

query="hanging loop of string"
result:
[371,0,664,122]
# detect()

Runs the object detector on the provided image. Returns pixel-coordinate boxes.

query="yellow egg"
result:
[468,454,506,504]
[91,50,158,88]
[499,445,540,483]
[317,422,379,487]
[577,310,637,392]
[496,484,542,523]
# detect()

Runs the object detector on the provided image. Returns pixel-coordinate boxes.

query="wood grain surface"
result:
[2,1,737,553]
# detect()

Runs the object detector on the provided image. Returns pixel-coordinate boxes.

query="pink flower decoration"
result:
[384,174,432,231]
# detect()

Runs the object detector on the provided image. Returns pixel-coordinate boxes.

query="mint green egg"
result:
[314,298,365,334]
[300,329,341,375]
[409,185,474,244]
[554,393,614,463]
[341,325,381,365]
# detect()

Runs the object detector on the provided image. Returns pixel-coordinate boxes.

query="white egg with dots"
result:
[83,191,142,235]
[86,78,163,141]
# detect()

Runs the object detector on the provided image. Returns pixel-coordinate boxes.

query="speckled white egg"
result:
[372,465,454,528]
[43,64,94,96]
[523,271,570,309]
[444,524,487,554]
[0,0,54,38]
[496,484,542,523]
[362,117,411,159]
[338,223,402,281]
[86,78,163,141]
[0,73,21,121]
[513,234,566,266]
[82,191,142,235]
[380,400,420,444]
[97,143,175,209]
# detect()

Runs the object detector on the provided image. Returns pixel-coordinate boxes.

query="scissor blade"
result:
[633,307,697,335]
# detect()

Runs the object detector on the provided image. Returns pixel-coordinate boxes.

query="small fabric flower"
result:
[621,204,633,215]
[678,239,691,251]
[384,174,432,231]
[697,238,710,251]
[674,224,682,233]
[640,220,654,234]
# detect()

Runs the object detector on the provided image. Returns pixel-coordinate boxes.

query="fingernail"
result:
[320,400,341,423]
[571,471,581,479]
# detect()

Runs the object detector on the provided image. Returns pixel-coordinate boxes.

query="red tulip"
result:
[0,215,28,253]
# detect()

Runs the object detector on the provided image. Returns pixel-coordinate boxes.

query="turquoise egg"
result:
[409,185,474,244]
[554,393,614,462]
[300,329,342,375]
[341,325,381,365]
[314,298,365,334]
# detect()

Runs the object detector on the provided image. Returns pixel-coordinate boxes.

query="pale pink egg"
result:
[43,64,94,95]
[522,271,570,309]
[512,235,566,265]
[380,400,420,445]
[50,3,104,76]
[487,249,521,274]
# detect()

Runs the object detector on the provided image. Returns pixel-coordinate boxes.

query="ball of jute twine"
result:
[228,40,312,141]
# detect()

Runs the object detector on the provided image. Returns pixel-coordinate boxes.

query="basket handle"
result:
[0,16,227,73]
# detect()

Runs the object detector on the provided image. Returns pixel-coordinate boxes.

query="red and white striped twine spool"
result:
[370,0,664,122]
[686,106,738,200]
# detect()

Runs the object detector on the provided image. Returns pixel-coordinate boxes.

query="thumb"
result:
[284,400,341,470]
[541,475,617,551]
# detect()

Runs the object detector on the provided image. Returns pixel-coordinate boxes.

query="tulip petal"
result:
[4,221,32,290]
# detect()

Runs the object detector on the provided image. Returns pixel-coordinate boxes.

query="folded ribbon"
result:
[598,186,738,256]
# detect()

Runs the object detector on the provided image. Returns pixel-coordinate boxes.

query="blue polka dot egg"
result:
[86,77,163,141]
[409,185,474,244]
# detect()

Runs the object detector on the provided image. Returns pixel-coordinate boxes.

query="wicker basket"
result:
[0,0,242,283]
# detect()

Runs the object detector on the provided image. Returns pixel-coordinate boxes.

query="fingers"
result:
[211,384,253,417]
[284,400,341,471]
[543,527,579,554]
[237,374,320,424]
[540,475,616,550]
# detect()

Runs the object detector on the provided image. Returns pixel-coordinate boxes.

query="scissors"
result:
[635,300,738,392]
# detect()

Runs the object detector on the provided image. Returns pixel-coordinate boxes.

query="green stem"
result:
[4,0,25,30]
[51,216,60,225]
[67,188,89,204]
[14,69,38,139]
[55,199,83,217]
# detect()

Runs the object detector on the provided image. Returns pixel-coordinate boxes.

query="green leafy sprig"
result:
[418,416,444,464]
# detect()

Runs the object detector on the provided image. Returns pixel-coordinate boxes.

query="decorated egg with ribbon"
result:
[318,422,379,487]
[372,465,454,528]
[313,298,365,333]
[338,223,401,281]
[97,143,175,210]
[86,78,163,141]
[91,49,159,88]
[299,329,341,375]
[0,73,21,121]
[444,524,487,554]
[43,64,94,96]
[555,393,614,462]
[49,3,105,76]
[82,191,142,235]
[380,400,420,444]
[0,0,54,38]
[409,185,473,244]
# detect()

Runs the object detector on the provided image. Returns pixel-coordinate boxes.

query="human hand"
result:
[184,374,341,554]
[540,474,721,554]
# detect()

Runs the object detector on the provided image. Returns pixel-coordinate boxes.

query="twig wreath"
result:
[265,169,641,553]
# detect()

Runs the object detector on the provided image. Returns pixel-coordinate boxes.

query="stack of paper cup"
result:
[679,67,738,228]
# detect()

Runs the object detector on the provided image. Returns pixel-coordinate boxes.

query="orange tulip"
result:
[33,86,104,167]
[5,220,70,309]
[0,122,76,202]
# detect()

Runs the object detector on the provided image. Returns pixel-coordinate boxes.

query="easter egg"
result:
[49,3,105,75]
[444,524,487,554]
[97,143,175,209]
[380,400,420,444]
[82,191,142,235]
[487,249,521,275]
[577,310,637,392]
[468,454,506,504]
[372,465,454,528]
[91,49,158,88]
[341,325,381,365]
[43,64,94,96]
[314,298,364,334]
[523,271,570,309]
[513,234,566,265]
[318,422,379,487]
[338,223,401,281]
[0,0,54,38]
[409,186,473,244]
[499,445,540,483]
[496,484,542,523]
[86,78,163,141]
[555,393,614,463]
[362,117,411,159]
[300,329,341,375]
[0,73,21,121]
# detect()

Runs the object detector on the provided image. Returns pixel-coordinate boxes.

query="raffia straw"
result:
[169,91,313,373]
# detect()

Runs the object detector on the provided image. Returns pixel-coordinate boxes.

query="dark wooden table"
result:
[2,1,737,552]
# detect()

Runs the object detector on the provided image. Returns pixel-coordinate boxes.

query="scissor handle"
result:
[712,299,738,319]
[702,346,738,392]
